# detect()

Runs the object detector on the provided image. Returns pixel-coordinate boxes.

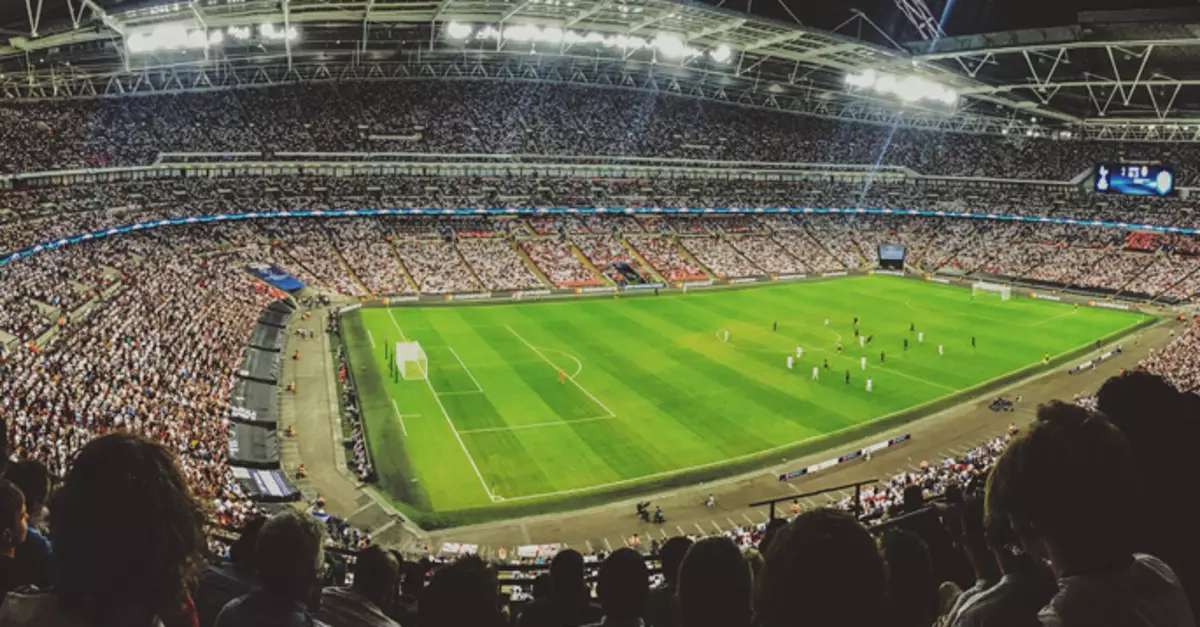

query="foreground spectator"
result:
[0,481,27,605]
[943,493,1001,626]
[215,509,328,627]
[517,549,602,627]
[755,509,889,627]
[677,537,751,627]
[881,529,937,627]
[316,545,400,627]
[586,549,649,627]
[195,517,265,627]
[1097,371,1200,612]
[0,432,207,627]
[989,402,1196,627]
[644,537,692,627]
[2,462,50,589]
[419,555,504,627]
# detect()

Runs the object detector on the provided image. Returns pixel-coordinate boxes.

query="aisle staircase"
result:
[801,226,847,270]
[331,241,370,296]
[674,237,715,278]
[452,243,487,291]
[512,239,554,288]
[1154,258,1200,304]
[1114,253,1161,297]
[620,237,667,283]
[569,240,612,285]
[385,237,420,293]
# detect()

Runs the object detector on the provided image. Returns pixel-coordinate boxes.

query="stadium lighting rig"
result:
[126,22,299,54]
[844,69,957,108]
[445,22,732,63]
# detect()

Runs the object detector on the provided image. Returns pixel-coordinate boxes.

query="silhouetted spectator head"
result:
[255,509,325,603]
[678,537,751,627]
[50,432,206,626]
[4,461,50,523]
[0,480,27,555]
[756,509,888,627]
[0,417,8,477]
[1097,371,1199,463]
[989,401,1135,571]
[959,492,1001,582]
[880,529,936,627]
[658,537,694,588]
[419,555,502,627]
[755,517,788,557]
[903,484,925,513]
[353,545,401,610]
[596,548,649,622]
[548,548,587,599]
[228,516,266,566]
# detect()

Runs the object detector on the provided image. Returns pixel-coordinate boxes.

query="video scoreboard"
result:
[1094,163,1175,197]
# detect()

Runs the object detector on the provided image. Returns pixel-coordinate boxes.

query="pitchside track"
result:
[341,275,1147,525]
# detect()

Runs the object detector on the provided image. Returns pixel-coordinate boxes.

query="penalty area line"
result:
[447,346,485,393]
[505,325,617,418]
[457,415,614,435]
[386,307,408,342]
[367,329,377,349]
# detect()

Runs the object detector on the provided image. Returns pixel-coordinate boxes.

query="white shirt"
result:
[1038,554,1195,627]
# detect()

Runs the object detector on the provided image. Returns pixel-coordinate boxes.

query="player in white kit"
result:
[796,346,803,358]
[812,366,819,380]
[918,332,924,343]
[866,378,873,392]
[787,356,794,370]
[860,356,867,370]
[723,329,729,342]
[859,336,865,348]
[938,344,944,356]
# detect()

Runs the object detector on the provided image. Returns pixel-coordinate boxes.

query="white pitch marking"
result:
[741,513,756,526]
[447,346,484,392]
[457,415,615,435]
[505,325,617,418]
[389,310,493,501]
[585,540,594,553]
[727,517,739,529]
[758,510,770,522]
[391,399,408,437]
[367,329,377,349]
[436,390,486,396]
[603,538,613,551]
[659,529,668,539]
[711,521,723,534]
[694,523,706,535]
[785,482,802,495]
[676,525,687,537]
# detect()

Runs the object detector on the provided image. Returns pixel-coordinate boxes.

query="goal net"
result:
[395,341,429,381]
[972,281,1012,301]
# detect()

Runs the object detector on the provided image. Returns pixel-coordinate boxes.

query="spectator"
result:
[517,549,602,627]
[677,537,751,627]
[989,402,1196,627]
[881,529,937,627]
[586,549,649,627]
[215,509,328,627]
[317,545,400,627]
[755,509,889,627]
[1097,371,1200,611]
[195,517,265,627]
[949,472,1055,627]
[943,494,1001,626]
[2,462,51,589]
[0,432,207,627]
[644,537,692,627]
[0,481,28,605]
[419,555,503,627]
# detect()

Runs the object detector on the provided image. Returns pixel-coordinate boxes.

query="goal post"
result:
[972,281,1011,301]
[395,341,429,381]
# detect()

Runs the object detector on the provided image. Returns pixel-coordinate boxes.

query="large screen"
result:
[1095,163,1175,197]
[878,244,906,261]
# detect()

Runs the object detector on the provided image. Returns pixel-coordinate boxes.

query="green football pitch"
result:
[341,275,1149,525]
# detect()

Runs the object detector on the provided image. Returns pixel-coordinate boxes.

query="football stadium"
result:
[2,0,1200,623]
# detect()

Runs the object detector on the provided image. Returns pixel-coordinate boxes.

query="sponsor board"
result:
[577,286,617,294]
[873,270,904,277]
[822,271,848,277]
[1089,300,1131,311]
[229,407,259,422]
[775,273,808,281]
[512,289,551,299]
[1030,292,1063,302]
[339,303,363,314]
[681,279,714,288]
[624,283,666,291]
[779,433,911,482]
[453,292,493,301]
[929,277,952,284]
[385,295,420,303]
[728,277,759,284]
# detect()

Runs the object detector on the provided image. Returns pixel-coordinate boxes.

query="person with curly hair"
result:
[0,432,207,627]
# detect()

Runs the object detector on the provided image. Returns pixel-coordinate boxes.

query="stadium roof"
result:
[5,0,1200,140]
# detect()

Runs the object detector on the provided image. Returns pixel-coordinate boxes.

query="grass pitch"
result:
[342,276,1148,526]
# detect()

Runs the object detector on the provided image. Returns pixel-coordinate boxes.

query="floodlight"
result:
[710,44,732,63]
[446,21,472,39]
[653,34,685,58]
[259,23,276,38]
[208,30,224,45]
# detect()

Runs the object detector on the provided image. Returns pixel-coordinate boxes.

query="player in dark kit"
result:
[880,351,885,363]
[845,370,850,384]
[854,316,859,326]
[824,358,830,370]
[867,334,874,345]
[971,336,976,348]
[903,338,909,351]
[773,321,778,332]
[910,321,915,332]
